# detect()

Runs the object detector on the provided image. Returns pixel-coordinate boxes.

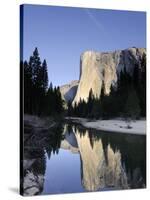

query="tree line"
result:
[22,48,146,119]
[22,47,64,116]
[67,53,146,120]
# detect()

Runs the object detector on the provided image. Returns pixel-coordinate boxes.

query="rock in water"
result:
[73,47,146,104]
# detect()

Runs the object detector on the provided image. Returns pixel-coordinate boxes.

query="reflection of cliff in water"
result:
[75,129,128,191]
[71,125,146,191]
[21,122,146,195]
[60,124,79,153]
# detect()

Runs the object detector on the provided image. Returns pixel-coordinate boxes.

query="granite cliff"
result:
[72,47,146,104]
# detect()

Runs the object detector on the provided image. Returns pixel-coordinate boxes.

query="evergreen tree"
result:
[91,98,100,119]
[41,59,48,92]
[133,54,146,117]
[55,86,64,113]
[81,99,88,117]
[116,67,131,115]
[28,48,42,115]
[73,102,77,116]
[105,84,118,117]
[24,60,33,113]
[39,59,49,115]
[133,64,139,89]
[32,47,42,86]
[45,85,64,116]
[100,82,105,100]
[23,47,64,117]
[141,53,146,116]
[87,89,94,117]
[124,87,141,120]
[67,100,73,116]
[99,82,105,118]
[49,82,53,92]
[46,83,54,115]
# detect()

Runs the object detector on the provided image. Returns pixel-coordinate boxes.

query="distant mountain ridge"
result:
[60,80,79,103]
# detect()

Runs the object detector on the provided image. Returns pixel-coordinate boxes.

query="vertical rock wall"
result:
[73,47,146,104]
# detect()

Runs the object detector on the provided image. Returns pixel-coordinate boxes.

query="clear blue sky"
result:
[22,4,146,87]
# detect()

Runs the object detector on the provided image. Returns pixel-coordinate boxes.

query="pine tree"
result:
[102,84,117,118]
[99,82,105,118]
[133,64,139,89]
[140,54,146,116]
[117,68,130,115]
[133,54,146,117]
[32,47,42,86]
[67,100,73,116]
[124,87,141,120]
[41,59,48,92]
[91,98,100,119]
[100,82,105,100]
[38,59,49,115]
[49,82,53,92]
[28,48,42,115]
[23,47,65,117]
[55,86,64,113]
[24,60,33,113]
[46,83,55,115]
[87,89,94,117]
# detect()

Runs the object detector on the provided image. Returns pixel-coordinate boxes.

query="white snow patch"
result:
[67,117,146,135]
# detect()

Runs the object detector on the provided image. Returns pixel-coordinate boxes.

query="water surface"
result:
[23,123,146,195]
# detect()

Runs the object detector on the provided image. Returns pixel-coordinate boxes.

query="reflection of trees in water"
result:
[67,123,73,135]
[73,125,146,190]
[22,123,146,195]
[21,124,64,196]
[99,131,146,188]
[45,125,64,159]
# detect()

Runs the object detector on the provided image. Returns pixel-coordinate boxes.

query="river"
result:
[22,122,146,196]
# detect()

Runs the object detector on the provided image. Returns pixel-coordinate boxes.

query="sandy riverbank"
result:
[66,117,146,135]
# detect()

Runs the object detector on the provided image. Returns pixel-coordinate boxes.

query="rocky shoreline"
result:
[21,114,63,196]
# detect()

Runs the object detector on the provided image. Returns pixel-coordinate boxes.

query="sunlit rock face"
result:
[75,130,106,190]
[105,144,128,189]
[73,47,146,104]
[60,80,79,103]
[75,130,128,191]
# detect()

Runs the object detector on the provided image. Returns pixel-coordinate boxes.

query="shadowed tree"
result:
[28,48,42,114]
[24,60,33,113]
[39,59,49,114]
[41,59,48,92]
[67,100,73,116]
[23,48,64,117]
[124,87,141,120]
[87,89,94,117]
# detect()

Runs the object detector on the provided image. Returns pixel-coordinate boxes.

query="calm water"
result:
[23,123,146,195]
